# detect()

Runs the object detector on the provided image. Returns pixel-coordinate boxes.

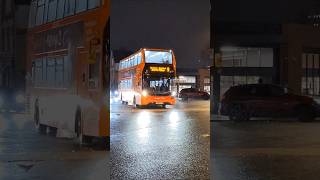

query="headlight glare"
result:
[142,90,148,97]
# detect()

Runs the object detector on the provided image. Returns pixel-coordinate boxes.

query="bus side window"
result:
[137,54,141,64]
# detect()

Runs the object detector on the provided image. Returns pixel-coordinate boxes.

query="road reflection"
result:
[111,100,210,179]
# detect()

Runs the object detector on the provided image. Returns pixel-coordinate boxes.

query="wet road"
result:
[211,119,320,180]
[110,99,210,179]
[0,113,109,180]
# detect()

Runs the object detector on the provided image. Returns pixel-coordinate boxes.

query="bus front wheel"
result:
[133,96,139,108]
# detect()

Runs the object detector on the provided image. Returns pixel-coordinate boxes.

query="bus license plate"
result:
[156,102,163,105]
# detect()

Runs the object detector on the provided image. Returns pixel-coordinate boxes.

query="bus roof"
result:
[119,48,174,62]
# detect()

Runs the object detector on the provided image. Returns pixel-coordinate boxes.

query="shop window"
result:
[204,78,210,84]
[179,76,196,84]
[204,86,210,93]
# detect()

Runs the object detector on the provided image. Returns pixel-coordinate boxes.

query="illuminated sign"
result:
[149,66,171,73]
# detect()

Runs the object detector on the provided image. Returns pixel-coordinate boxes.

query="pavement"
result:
[110,99,210,179]
[0,113,109,180]
[211,119,320,180]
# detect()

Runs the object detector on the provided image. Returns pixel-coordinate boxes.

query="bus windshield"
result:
[144,50,173,64]
[143,76,173,95]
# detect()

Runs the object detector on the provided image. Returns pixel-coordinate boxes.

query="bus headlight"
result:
[15,94,25,104]
[171,91,177,97]
[142,90,148,97]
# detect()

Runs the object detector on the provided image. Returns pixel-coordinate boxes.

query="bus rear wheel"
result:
[34,104,46,134]
[120,94,125,104]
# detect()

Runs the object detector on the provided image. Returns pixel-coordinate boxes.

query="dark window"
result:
[35,59,43,87]
[252,85,270,97]
[76,0,87,13]
[88,0,100,9]
[64,0,75,17]
[269,85,285,96]
[48,0,58,22]
[36,0,45,25]
[28,1,37,27]
[46,57,56,87]
[57,0,65,19]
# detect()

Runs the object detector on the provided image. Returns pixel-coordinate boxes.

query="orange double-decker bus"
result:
[118,48,177,108]
[26,0,110,149]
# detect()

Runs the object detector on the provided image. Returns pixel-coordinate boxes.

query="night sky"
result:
[111,0,211,69]
[214,0,319,23]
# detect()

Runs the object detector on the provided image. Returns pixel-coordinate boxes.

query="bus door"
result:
[76,48,88,97]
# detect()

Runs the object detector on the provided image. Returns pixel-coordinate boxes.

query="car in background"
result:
[0,88,25,113]
[220,84,320,122]
[179,88,210,100]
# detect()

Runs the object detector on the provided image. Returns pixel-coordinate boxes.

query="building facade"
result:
[175,68,197,94]
[0,0,29,89]
[210,0,320,116]
[198,67,210,93]
[0,0,15,88]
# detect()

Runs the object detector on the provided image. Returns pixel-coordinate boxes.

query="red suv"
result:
[179,88,210,100]
[220,84,320,121]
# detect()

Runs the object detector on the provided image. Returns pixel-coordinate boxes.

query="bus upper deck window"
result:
[145,51,173,64]
[88,0,100,9]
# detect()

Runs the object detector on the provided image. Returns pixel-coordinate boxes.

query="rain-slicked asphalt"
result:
[110,99,210,179]
[212,119,320,180]
[0,113,109,180]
